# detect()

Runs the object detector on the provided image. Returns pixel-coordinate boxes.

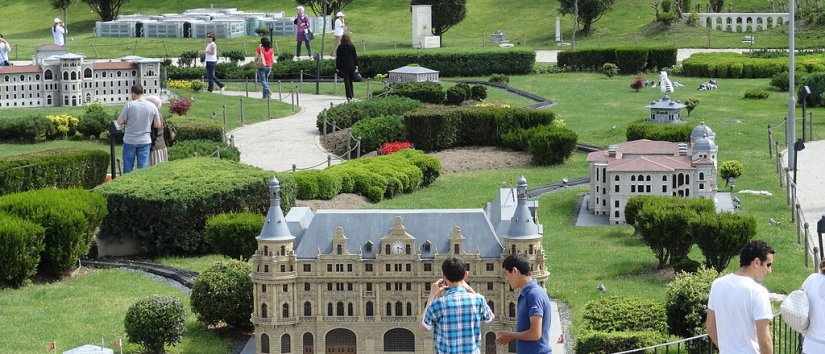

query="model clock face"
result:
[391,241,405,255]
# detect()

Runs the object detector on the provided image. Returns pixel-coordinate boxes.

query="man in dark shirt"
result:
[496,254,552,354]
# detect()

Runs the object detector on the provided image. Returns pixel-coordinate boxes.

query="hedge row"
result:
[576,330,670,354]
[166,60,336,80]
[294,149,441,202]
[626,120,693,142]
[0,149,109,195]
[0,115,59,143]
[0,212,45,288]
[169,139,240,162]
[359,48,536,77]
[373,82,446,104]
[316,96,421,133]
[558,47,677,73]
[351,116,407,154]
[205,213,262,260]
[170,118,224,142]
[682,53,825,78]
[95,158,295,255]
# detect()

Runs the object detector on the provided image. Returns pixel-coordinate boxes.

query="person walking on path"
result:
[144,95,168,166]
[204,33,224,92]
[116,85,162,173]
[255,37,275,99]
[335,34,358,102]
[800,260,825,354]
[706,240,775,354]
[331,11,346,57]
[293,6,312,58]
[495,254,553,354]
[420,257,495,354]
[0,35,10,66]
[52,18,66,47]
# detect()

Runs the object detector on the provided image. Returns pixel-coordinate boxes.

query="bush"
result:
[576,330,670,354]
[804,72,825,107]
[96,158,295,255]
[0,149,109,195]
[351,115,407,153]
[169,97,192,116]
[190,260,254,329]
[165,65,203,80]
[686,97,700,116]
[720,160,743,183]
[379,141,414,155]
[375,82,444,104]
[743,88,770,99]
[626,120,693,142]
[46,114,79,138]
[470,85,487,101]
[583,296,667,333]
[0,115,56,143]
[601,63,618,78]
[171,118,223,142]
[78,103,112,138]
[293,170,343,200]
[616,48,649,74]
[682,53,825,78]
[558,47,676,72]
[527,126,578,165]
[221,49,246,64]
[692,212,756,272]
[168,139,240,162]
[770,71,805,92]
[446,84,471,105]
[0,188,107,275]
[190,80,205,92]
[665,267,719,337]
[270,59,335,79]
[647,47,678,70]
[317,96,421,133]
[630,77,644,92]
[0,213,45,288]
[125,295,186,354]
[489,74,510,84]
[359,48,535,77]
[636,204,697,268]
[205,212,262,259]
[178,50,199,67]
[623,195,661,227]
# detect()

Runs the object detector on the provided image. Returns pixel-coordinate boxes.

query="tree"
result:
[190,260,254,329]
[124,295,185,354]
[692,212,756,272]
[665,267,719,337]
[411,0,467,39]
[636,205,696,268]
[83,0,129,22]
[685,97,699,116]
[296,0,354,16]
[720,160,743,186]
[559,0,616,35]
[709,0,724,12]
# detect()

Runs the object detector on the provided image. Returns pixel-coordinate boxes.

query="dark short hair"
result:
[503,254,531,275]
[261,37,271,49]
[207,32,215,40]
[739,240,775,267]
[130,84,144,96]
[441,257,466,282]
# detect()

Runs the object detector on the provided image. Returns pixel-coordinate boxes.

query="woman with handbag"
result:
[144,96,168,166]
[335,34,358,102]
[255,37,275,99]
[294,6,312,58]
[801,260,825,353]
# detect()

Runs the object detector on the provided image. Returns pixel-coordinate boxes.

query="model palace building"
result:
[0,47,160,108]
[252,176,548,354]
[587,123,718,224]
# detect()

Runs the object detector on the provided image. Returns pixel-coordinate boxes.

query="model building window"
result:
[280,334,290,353]
[405,244,411,255]
[365,263,373,272]
[84,68,92,78]
[509,303,516,317]
[424,263,431,272]
[336,302,344,316]
[347,283,353,291]
[282,303,290,318]
[280,265,286,272]
[347,303,354,316]
[261,303,268,318]
[44,70,52,80]
[386,283,391,291]
[386,244,391,255]
[327,303,333,316]
[366,301,374,316]
[260,334,270,353]
[305,283,310,291]
[384,328,415,352]
[405,264,411,272]
[615,185,619,192]
[395,301,403,316]
[406,303,413,316]
[405,283,411,291]
[327,264,333,272]
[425,283,431,291]
[487,282,494,291]
[386,264,391,272]
[386,303,392,316]
[347,264,352,272]
[264,265,269,273]
[304,302,312,316]
[488,301,495,313]
[262,284,267,293]
[529,244,534,254]
[336,244,342,255]
[303,264,311,272]
[327,283,333,291]
[283,284,288,292]
[454,244,460,254]
[281,245,286,256]
[366,283,373,291]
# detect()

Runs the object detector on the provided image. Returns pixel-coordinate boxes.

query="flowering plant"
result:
[378,141,413,155]
[169,97,192,116]
[46,114,79,138]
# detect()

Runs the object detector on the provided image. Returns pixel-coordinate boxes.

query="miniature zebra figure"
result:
[659,71,674,95]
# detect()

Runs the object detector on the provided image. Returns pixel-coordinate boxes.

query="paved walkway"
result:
[782,141,825,236]
[535,48,748,64]
[222,90,348,172]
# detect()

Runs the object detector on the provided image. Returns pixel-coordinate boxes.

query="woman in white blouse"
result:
[52,18,66,46]
[332,12,346,57]
[802,260,825,354]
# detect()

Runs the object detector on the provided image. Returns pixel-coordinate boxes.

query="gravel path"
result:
[782,141,825,251]
[535,48,747,63]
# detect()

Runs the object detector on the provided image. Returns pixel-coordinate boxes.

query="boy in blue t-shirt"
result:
[496,254,553,354]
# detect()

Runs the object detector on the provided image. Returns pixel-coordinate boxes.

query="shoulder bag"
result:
[780,289,809,334]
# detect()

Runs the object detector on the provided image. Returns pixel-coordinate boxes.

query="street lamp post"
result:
[787,0,797,169]
[315,1,329,95]
[793,139,805,185]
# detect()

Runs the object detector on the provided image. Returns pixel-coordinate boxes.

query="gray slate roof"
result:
[290,209,504,259]
[647,96,685,110]
[389,65,438,74]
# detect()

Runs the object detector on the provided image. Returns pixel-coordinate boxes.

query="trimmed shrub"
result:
[647,47,678,70]
[0,213,45,288]
[770,71,805,92]
[0,188,107,275]
[170,118,223,142]
[682,53,825,78]
[78,103,113,138]
[583,296,667,333]
[190,260,253,329]
[489,74,510,84]
[626,120,692,142]
[623,195,661,227]
[637,204,698,268]
[358,48,535,77]
[169,97,192,116]
[743,88,770,99]
[558,48,617,71]
[665,267,719,337]
[204,212,263,259]
[720,160,744,183]
[576,330,670,354]
[686,97,700,116]
[165,65,203,80]
[527,126,578,165]
[317,96,421,133]
[601,63,618,78]
[351,116,407,153]
[692,212,757,272]
[470,85,487,101]
[558,48,676,73]
[168,139,240,162]
[96,158,295,255]
[294,170,343,200]
[0,115,56,143]
[375,82,445,104]
[446,84,471,105]
[0,149,109,195]
[804,72,825,107]
[616,48,649,74]
[125,295,186,354]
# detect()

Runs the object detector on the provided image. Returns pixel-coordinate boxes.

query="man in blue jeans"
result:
[496,254,553,354]
[117,84,161,173]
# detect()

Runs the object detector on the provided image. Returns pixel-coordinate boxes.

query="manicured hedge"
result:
[682,53,825,78]
[125,295,186,353]
[166,60,336,80]
[95,158,295,255]
[0,149,109,195]
[374,81,445,104]
[359,48,535,77]
[350,116,407,154]
[205,213,263,260]
[575,330,670,354]
[626,120,693,142]
[190,260,253,330]
[0,188,107,276]
[558,47,676,72]
[169,118,224,142]
[0,213,45,288]
[316,96,421,133]
[527,125,578,165]
[0,115,57,143]
[583,296,667,333]
[624,195,714,228]
[169,139,240,161]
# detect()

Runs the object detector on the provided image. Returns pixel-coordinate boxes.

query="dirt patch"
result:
[320,128,352,157]
[430,146,532,174]
[296,193,370,210]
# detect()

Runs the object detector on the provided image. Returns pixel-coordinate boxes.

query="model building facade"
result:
[251,177,548,354]
[587,123,718,224]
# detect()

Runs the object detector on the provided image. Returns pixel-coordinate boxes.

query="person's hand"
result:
[429,279,447,299]
[495,331,515,344]
[460,281,476,294]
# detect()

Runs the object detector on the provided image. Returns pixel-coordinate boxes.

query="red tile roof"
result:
[0,65,42,74]
[93,62,136,70]
[587,139,681,163]
[607,155,693,172]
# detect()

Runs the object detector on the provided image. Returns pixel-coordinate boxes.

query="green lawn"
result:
[0,268,234,354]
[0,0,821,61]
[155,254,233,273]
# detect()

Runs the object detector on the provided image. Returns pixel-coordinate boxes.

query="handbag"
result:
[352,68,363,82]
[164,121,178,147]
[305,29,314,41]
[254,50,265,68]
[780,289,810,334]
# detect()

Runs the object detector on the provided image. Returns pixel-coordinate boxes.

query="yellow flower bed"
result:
[167,80,194,90]
[46,114,79,135]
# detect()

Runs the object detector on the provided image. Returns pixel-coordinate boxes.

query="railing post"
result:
[323,119,327,137]
[278,80,283,100]
[805,222,810,266]
[296,85,300,107]
[230,134,235,147]
[245,78,249,98]
[327,154,332,167]
[300,70,304,84]
[768,124,773,157]
[222,104,227,143]
[267,95,271,119]
[785,168,791,205]
[796,203,801,243]
[357,137,361,158]
[240,97,245,126]
[367,78,371,99]
[292,164,296,172]
[347,136,351,159]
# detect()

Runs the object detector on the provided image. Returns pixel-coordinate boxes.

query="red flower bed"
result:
[378,141,413,155]
[169,97,192,116]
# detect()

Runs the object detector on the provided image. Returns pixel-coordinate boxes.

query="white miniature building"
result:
[0,50,161,109]
[586,124,718,224]
[646,96,686,123]
[411,5,441,48]
[388,65,439,84]
[63,345,113,354]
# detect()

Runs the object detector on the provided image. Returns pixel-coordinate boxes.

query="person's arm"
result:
[352,46,359,68]
[419,280,445,331]
[116,104,129,127]
[756,319,773,354]
[705,310,718,347]
[152,108,163,129]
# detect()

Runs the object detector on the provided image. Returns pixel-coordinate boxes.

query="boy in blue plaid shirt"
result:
[420,257,495,354]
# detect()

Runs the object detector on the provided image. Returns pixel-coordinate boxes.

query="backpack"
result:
[164,122,178,147]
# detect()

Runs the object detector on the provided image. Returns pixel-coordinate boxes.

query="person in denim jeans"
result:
[117,85,162,173]
[255,37,275,98]
[204,33,224,92]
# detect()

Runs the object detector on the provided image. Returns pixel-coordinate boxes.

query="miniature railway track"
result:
[527,176,590,198]
[576,143,604,152]
[82,258,198,289]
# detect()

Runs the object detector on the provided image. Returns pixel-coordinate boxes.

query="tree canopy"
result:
[558,0,616,35]
[411,0,468,37]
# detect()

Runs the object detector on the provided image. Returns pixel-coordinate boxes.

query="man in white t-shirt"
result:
[706,240,775,354]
